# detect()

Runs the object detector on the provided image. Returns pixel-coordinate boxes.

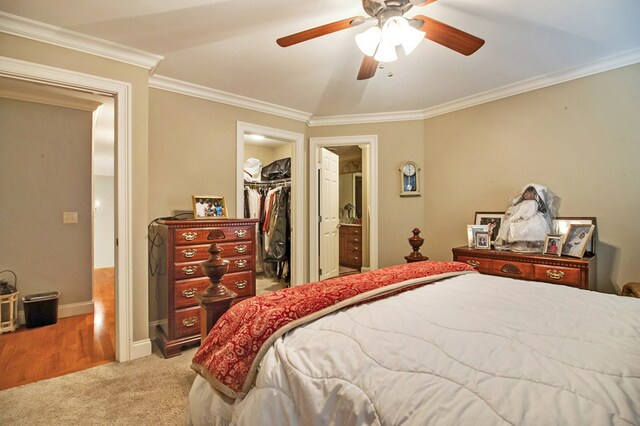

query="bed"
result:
[187,262,640,425]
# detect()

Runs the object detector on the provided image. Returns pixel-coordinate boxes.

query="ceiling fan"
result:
[277,0,485,80]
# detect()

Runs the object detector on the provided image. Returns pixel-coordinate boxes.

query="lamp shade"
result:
[401,25,425,55]
[374,31,398,63]
[355,26,382,57]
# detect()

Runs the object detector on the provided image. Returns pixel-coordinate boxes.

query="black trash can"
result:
[22,291,60,328]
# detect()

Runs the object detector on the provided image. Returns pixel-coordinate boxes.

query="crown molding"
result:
[311,47,640,125]
[149,74,312,123]
[421,47,640,119]
[0,12,163,73]
[307,109,425,127]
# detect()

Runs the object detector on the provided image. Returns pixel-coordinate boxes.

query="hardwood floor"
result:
[0,268,115,390]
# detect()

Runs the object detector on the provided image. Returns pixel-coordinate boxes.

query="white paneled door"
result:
[319,147,339,280]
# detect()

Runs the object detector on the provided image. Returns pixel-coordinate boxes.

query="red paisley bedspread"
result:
[191,261,476,399]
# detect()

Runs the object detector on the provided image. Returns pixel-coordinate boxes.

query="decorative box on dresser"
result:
[339,224,362,269]
[150,218,258,357]
[452,246,596,290]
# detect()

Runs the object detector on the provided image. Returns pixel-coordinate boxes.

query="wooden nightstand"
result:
[452,246,596,290]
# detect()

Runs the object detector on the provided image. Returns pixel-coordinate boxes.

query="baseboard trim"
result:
[17,300,94,325]
[130,338,152,360]
[360,266,371,273]
[148,320,161,340]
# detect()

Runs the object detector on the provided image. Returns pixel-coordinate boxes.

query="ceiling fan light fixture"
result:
[373,33,398,63]
[401,25,425,55]
[355,26,382,57]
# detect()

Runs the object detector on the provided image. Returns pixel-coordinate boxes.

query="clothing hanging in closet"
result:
[244,181,291,284]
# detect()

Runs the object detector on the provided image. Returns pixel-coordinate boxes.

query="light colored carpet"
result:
[256,275,286,295]
[0,346,198,425]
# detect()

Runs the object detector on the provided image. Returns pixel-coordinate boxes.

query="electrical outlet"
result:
[63,212,78,224]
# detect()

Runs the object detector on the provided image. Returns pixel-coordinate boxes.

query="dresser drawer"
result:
[491,260,534,279]
[533,265,581,288]
[218,241,253,257]
[221,271,254,298]
[456,256,492,273]
[173,225,254,245]
[344,226,362,236]
[173,261,204,280]
[174,278,209,309]
[173,306,200,339]
[173,244,211,262]
[347,251,362,267]
[227,255,254,273]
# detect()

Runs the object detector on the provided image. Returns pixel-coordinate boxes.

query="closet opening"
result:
[243,139,292,294]
[236,122,304,290]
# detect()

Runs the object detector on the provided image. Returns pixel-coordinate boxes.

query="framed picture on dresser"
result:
[553,217,597,253]
[192,195,228,219]
[561,224,595,258]
[474,212,504,243]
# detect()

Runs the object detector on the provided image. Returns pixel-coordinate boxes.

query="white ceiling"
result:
[1,0,639,120]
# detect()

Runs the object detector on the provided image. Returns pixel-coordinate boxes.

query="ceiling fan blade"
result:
[277,16,365,47]
[413,15,485,56]
[411,0,437,5]
[357,55,378,80]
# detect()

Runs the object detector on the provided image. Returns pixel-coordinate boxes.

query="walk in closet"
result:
[243,140,292,294]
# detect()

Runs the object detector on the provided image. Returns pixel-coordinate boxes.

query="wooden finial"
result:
[196,242,236,340]
[404,228,429,263]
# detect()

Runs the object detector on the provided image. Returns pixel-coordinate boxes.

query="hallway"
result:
[0,268,115,390]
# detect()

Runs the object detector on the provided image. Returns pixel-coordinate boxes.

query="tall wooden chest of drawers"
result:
[150,218,258,357]
[339,224,362,269]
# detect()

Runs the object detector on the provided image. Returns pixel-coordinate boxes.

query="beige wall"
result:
[0,98,92,307]
[423,63,640,293]
[1,33,151,341]
[308,121,426,268]
[148,88,305,220]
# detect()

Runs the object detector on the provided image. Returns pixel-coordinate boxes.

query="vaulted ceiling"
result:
[1,0,639,121]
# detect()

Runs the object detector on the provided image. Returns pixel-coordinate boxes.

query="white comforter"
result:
[188,273,640,425]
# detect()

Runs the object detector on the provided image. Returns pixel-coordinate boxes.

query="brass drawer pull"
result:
[181,266,198,275]
[182,232,197,241]
[235,245,247,253]
[546,269,565,280]
[182,317,197,328]
[234,259,247,268]
[466,260,480,268]
[181,288,198,298]
[235,280,248,289]
[182,249,197,258]
[234,229,247,238]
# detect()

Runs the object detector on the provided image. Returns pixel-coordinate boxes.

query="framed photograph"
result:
[543,234,563,256]
[399,161,421,197]
[475,232,491,249]
[192,195,227,219]
[553,217,597,254]
[561,224,595,258]
[474,212,504,243]
[467,224,489,248]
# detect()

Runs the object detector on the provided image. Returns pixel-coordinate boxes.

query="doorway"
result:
[236,122,304,287]
[0,56,135,362]
[309,136,379,282]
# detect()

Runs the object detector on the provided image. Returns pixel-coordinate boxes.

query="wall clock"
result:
[400,161,420,197]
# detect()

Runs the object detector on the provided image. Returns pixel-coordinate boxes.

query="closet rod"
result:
[244,178,291,187]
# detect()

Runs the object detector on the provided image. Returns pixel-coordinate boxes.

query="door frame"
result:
[0,56,135,361]
[236,122,304,286]
[309,135,378,282]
